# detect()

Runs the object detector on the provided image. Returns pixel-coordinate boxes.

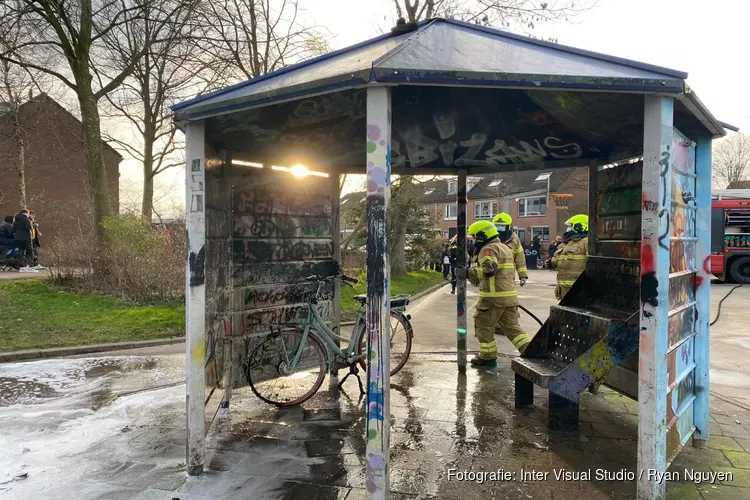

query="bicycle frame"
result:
[281,282,411,371]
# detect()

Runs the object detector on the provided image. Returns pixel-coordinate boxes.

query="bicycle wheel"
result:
[357,311,413,376]
[246,329,327,406]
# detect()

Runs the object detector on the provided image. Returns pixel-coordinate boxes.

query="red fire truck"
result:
[710,190,750,283]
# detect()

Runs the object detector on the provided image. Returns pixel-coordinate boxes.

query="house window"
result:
[442,230,450,239]
[518,196,547,217]
[531,226,550,242]
[515,227,526,243]
[474,201,498,220]
[535,172,552,181]
[447,180,457,194]
[444,204,457,220]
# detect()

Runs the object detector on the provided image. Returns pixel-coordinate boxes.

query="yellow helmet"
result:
[565,214,589,232]
[467,220,498,242]
[493,212,513,226]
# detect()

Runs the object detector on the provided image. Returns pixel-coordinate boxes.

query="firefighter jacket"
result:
[504,232,528,280]
[552,234,588,288]
[467,238,519,306]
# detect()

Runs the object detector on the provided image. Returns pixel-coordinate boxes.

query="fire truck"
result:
[710,190,750,284]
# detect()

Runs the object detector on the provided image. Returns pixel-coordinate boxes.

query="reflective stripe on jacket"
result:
[552,236,588,287]
[468,238,518,306]
[504,232,528,279]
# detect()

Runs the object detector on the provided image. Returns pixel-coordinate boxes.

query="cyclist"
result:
[459,220,531,369]
[551,214,589,300]
[492,212,528,287]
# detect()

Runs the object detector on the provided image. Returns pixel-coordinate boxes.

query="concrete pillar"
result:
[638,96,673,500]
[365,86,391,499]
[456,170,468,371]
[693,136,713,446]
[185,120,207,475]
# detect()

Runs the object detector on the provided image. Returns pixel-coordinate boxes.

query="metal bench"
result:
[511,256,640,430]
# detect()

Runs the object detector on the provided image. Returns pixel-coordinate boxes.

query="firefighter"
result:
[551,214,589,300]
[492,212,528,286]
[458,220,532,368]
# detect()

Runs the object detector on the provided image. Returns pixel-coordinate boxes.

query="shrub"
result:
[47,213,185,303]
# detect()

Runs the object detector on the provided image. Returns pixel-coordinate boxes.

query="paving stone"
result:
[698,484,750,500]
[723,450,750,469]
[666,481,702,500]
[734,438,750,453]
[719,424,750,438]
[710,466,750,488]
[706,436,744,452]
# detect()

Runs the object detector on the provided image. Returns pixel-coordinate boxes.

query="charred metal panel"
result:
[594,162,643,259]
[229,167,334,387]
[205,149,232,399]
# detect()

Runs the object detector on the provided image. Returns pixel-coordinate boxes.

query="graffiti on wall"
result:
[229,168,334,387]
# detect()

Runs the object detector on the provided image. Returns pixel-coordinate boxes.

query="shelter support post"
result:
[185,120,207,476]
[588,161,598,256]
[637,96,673,500]
[693,137,712,447]
[365,86,392,499]
[456,170,468,371]
[331,167,342,375]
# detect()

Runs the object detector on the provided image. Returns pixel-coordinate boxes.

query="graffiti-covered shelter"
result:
[172,18,733,500]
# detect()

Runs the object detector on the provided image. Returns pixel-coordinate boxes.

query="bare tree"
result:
[101,1,198,221]
[392,0,591,37]
[0,0,187,250]
[713,133,750,189]
[197,0,330,84]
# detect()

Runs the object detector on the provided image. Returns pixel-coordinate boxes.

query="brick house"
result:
[421,167,589,253]
[0,94,121,242]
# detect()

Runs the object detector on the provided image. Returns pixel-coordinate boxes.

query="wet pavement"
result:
[1,271,750,499]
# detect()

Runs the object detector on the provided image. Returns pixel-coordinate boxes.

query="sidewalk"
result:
[2,352,750,499]
[2,271,750,499]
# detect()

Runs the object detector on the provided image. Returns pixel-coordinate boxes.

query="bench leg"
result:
[515,373,534,408]
[548,391,579,431]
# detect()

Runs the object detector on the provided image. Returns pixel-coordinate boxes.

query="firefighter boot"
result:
[470,357,497,369]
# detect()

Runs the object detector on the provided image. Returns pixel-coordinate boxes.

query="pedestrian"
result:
[551,214,589,300]
[548,236,562,260]
[28,211,44,269]
[441,245,451,280]
[0,215,14,246]
[458,220,532,369]
[12,209,38,273]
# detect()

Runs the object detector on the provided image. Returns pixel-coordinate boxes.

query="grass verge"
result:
[0,270,444,351]
[340,269,444,321]
[0,280,184,352]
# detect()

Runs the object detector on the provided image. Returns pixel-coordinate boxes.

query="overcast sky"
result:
[121,0,749,211]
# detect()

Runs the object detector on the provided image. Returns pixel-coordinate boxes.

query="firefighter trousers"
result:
[555,285,572,301]
[474,300,532,359]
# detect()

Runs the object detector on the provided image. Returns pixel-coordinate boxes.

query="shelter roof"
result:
[173,18,724,138]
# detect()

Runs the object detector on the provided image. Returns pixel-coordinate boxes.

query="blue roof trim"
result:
[172,20,431,112]
[441,18,689,80]
[173,78,367,121]
[372,72,684,94]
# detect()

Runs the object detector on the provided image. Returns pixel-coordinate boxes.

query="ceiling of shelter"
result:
[206,86,703,173]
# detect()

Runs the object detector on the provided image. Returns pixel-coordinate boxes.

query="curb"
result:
[0,282,449,363]
[0,337,186,363]
[340,280,447,326]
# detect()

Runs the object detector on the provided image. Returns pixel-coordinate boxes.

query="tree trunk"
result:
[391,223,407,276]
[141,131,155,221]
[13,117,27,208]
[77,83,112,245]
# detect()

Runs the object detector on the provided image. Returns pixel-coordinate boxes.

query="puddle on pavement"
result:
[84,358,158,378]
[0,377,59,406]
